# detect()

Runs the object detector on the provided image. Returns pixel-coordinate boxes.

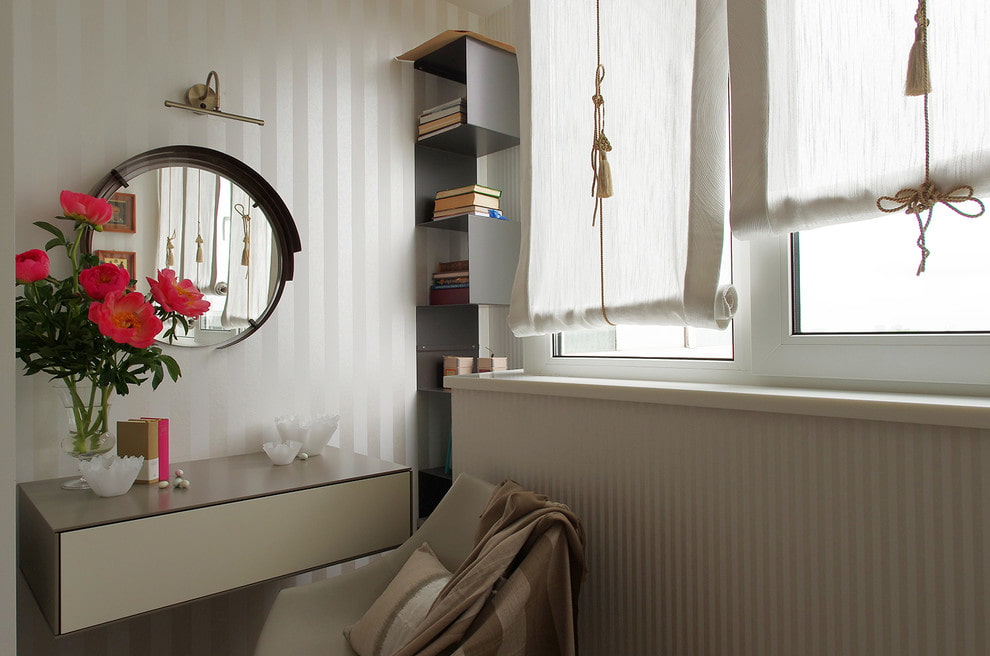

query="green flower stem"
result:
[66,225,87,294]
[63,377,111,454]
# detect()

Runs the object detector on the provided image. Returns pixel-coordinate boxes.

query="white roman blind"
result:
[155,167,219,291]
[728,0,990,239]
[508,0,736,337]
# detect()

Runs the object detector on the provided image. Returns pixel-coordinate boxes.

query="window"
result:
[536,224,990,391]
[793,206,990,334]
[523,0,990,393]
[555,224,734,360]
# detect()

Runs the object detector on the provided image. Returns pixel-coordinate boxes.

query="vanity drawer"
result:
[59,473,409,633]
[18,451,412,635]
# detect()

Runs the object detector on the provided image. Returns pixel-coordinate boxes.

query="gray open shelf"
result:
[411,34,520,516]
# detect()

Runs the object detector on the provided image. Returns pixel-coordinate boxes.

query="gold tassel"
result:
[905,4,930,96]
[596,142,613,198]
[234,202,252,267]
[165,231,176,267]
[195,234,204,263]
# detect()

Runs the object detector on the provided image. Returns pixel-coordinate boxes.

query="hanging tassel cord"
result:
[194,170,206,264]
[876,0,984,275]
[591,65,613,221]
[235,203,252,267]
[591,0,615,326]
[165,230,176,268]
[905,4,931,97]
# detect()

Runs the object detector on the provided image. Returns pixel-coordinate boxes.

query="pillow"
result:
[344,542,451,656]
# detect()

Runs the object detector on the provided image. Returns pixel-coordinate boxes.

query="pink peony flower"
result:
[79,263,131,301]
[147,269,211,318]
[15,249,50,283]
[88,290,163,349]
[59,190,113,229]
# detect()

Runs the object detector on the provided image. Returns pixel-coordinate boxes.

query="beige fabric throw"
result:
[392,480,587,656]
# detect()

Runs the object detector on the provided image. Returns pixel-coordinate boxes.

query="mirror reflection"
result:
[92,167,278,347]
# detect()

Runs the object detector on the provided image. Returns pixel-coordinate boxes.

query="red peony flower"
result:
[15,249,50,283]
[79,263,130,301]
[147,269,211,318]
[88,290,164,349]
[59,190,112,229]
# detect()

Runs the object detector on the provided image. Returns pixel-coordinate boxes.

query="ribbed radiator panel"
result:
[452,389,989,656]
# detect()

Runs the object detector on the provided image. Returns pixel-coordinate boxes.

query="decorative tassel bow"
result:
[234,203,252,267]
[591,63,613,228]
[877,182,984,274]
[165,231,176,267]
[876,0,985,275]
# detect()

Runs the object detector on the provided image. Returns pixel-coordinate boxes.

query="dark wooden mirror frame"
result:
[85,145,302,349]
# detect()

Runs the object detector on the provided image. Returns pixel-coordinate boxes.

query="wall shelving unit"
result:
[408,33,521,517]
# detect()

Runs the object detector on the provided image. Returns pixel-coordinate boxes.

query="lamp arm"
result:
[206,70,220,109]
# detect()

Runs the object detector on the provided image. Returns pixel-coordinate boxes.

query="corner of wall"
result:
[1,0,17,651]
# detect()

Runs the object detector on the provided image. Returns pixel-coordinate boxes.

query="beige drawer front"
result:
[58,473,410,633]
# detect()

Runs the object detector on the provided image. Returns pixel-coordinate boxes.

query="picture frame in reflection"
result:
[105,193,136,233]
[95,250,136,287]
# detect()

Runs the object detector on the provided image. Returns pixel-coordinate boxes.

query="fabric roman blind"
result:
[508,0,736,337]
[728,0,990,239]
[155,167,219,291]
[221,183,274,329]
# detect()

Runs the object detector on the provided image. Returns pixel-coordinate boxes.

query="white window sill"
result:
[444,371,990,430]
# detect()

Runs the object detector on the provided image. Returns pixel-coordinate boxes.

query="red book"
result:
[429,286,470,305]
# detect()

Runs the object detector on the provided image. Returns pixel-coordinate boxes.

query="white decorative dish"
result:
[262,440,303,465]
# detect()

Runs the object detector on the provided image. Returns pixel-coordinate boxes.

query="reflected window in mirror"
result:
[86,145,301,349]
[152,169,276,343]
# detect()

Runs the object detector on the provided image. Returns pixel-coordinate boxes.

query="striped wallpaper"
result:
[452,388,990,656]
[7,0,489,654]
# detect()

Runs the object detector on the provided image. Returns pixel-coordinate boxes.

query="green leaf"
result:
[162,354,182,381]
[34,221,67,241]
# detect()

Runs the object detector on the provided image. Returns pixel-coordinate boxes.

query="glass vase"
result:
[53,379,116,490]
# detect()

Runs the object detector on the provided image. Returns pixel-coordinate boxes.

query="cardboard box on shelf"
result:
[116,419,160,484]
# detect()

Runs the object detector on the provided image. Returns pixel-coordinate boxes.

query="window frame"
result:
[528,235,990,395]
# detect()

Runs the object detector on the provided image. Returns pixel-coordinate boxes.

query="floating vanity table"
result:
[18,448,412,635]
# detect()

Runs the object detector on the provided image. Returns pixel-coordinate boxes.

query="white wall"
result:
[6,1,486,654]
[453,388,990,656]
[1,0,18,652]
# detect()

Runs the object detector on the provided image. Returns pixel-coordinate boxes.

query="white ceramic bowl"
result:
[79,454,145,497]
[262,440,303,465]
[302,414,340,455]
[275,415,310,444]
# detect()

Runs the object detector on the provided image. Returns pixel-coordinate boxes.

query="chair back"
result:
[387,473,496,573]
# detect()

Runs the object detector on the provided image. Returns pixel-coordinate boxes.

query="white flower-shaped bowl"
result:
[302,414,340,456]
[79,454,145,497]
[262,440,303,465]
[275,415,310,445]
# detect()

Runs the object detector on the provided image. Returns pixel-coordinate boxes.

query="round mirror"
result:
[85,146,301,349]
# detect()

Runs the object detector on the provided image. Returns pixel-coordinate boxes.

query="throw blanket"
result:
[393,480,587,656]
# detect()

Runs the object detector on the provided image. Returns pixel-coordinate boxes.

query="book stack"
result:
[477,356,508,373]
[432,183,502,220]
[417,97,466,140]
[430,259,470,305]
[442,356,474,388]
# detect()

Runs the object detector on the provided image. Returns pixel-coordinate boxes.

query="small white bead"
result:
[158,480,170,489]
[298,452,309,460]
[179,479,190,489]
[174,478,184,488]
[174,469,184,478]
